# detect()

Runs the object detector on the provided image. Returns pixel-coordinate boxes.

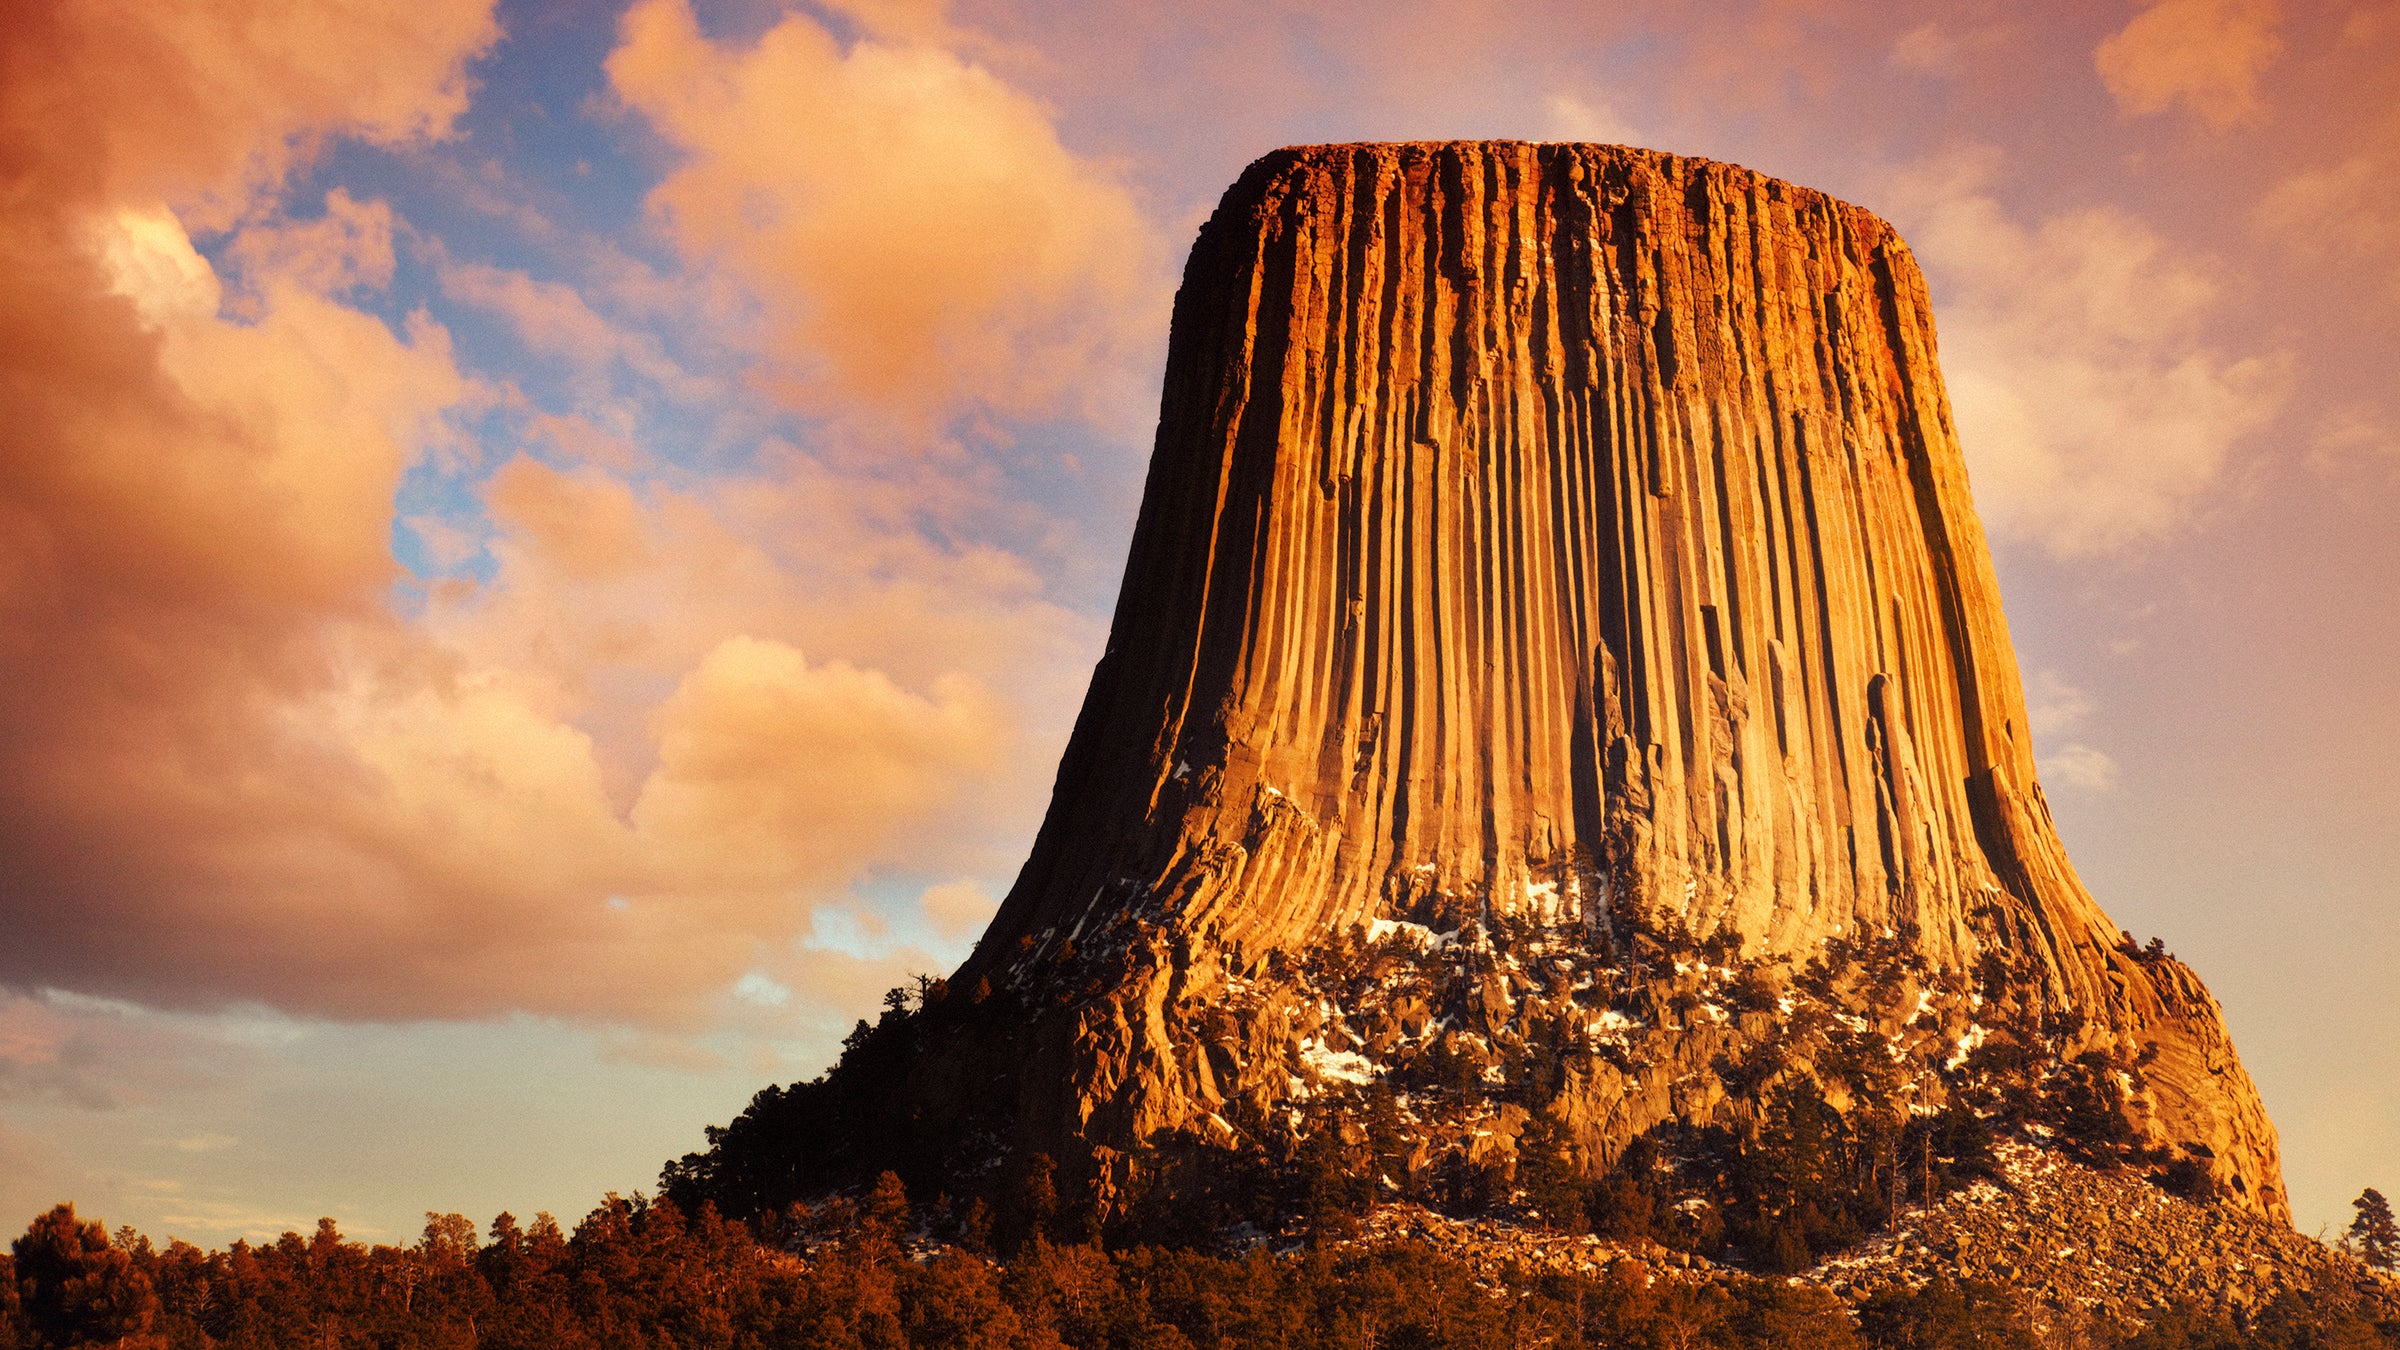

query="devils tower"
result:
[672,142,2286,1237]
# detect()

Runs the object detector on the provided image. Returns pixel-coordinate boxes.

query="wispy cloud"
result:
[2041,743,2123,792]
[607,0,1165,435]
[1886,148,2290,555]
[1542,93,1642,145]
[2254,109,2400,306]
[2024,670,2120,793]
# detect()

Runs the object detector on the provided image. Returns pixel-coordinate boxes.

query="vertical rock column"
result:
[958,142,2284,1221]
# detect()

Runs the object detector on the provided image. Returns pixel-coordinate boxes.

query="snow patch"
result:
[1947,1023,1988,1071]
[1367,918,1458,950]
[1299,1038,1377,1086]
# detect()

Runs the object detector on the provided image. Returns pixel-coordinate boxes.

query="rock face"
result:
[923,142,2282,1224]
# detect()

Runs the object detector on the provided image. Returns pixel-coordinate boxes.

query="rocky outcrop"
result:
[1813,1142,2395,1330]
[1323,1143,2396,1340]
[755,142,2284,1233]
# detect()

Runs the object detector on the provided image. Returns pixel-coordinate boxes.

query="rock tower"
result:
[700,143,2287,1228]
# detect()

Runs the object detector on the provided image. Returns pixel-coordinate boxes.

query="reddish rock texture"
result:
[953,142,2283,1221]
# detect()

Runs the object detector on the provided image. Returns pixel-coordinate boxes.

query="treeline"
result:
[9,1188,2400,1350]
[11,1187,1863,1350]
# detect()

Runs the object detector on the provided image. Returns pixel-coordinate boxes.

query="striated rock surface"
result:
[797,142,2285,1229]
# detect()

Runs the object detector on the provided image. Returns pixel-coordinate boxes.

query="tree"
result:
[1854,1277,2035,1350]
[2348,1188,2397,1271]
[0,1251,21,1350]
[420,1211,478,1264]
[1291,1127,1370,1241]
[2048,1049,2141,1166]
[10,1203,162,1350]
[1515,1115,1585,1233]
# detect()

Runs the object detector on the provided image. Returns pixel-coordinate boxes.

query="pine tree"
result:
[1516,1116,1586,1233]
[2349,1188,2398,1271]
[9,1202,161,1349]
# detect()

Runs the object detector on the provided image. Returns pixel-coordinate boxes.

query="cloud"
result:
[131,1184,327,1245]
[630,635,1011,900]
[2024,669,2100,742]
[2041,744,2123,792]
[2095,0,2284,129]
[1888,20,2017,77]
[920,879,1000,941]
[2251,110,2400,484]
[2307,406,2400,481]
[2022,670,2119,792]
[1887,150,2289,554]
[0,0,1078,1036]
[729,973,793,1009]
[605,0,1160,430]
[1542,93,1642,146]
[172,1134,240,1154]
[0,1008,118,1112]
[2254,110,2400,303]
[0,991,267,1115]
[436,255,709,399]
[0,0,501,227]
[2256,155,2393,266]
[226,189,398,299]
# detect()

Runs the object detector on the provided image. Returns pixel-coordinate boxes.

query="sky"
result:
[0,0,2394,1248]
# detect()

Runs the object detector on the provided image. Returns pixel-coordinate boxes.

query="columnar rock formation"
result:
[924,142,2284,1224]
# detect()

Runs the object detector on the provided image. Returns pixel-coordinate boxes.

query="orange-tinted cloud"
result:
[0,241,1052,1027]
[437,255,708,400]
[1541,93,1644,146]
[632,636,1009,899]
[2096,0,2284,129]
[2255,105,2400,306]
[919,879,1000,941]
[1888,150,2290,554]
[226,189,398,300]
[0,0,501,226]
[0,185,478,1011]
[0,0,1066,1035]
[606,0,1160,430]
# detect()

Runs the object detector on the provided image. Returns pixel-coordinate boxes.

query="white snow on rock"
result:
[1366,918,1457,950]
[1947,1023,1988,1071]
[1300,1038,1377,1085]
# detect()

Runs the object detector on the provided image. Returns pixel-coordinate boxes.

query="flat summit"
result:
[677,142,2286,1236]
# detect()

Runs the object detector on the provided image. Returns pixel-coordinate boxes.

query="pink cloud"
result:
[2096,0,2285,129]
[227,189,398,299]
[631,636,1010,896]
[0,0,501,227]
[1885,149,2290,554]
[2255,109,2400,305]
[606,0,1162,431]
[437,257,705,396]
[0,0,1071,1034]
